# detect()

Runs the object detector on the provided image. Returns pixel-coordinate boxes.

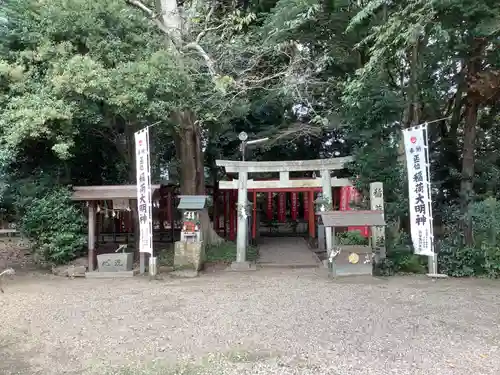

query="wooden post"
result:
[308,191,315,238]
[214,189,219,231]
[252,191,257,239]
[223,191,228,238]
[88,202,96,272]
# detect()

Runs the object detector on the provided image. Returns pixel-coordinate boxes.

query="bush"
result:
[336,230,369,246]
[374,230,426,276]
[438,198,500,278]
[19,186,86,264]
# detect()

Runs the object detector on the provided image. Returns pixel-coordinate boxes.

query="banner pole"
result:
[145,127,157,277]
[403,123,447,278]
[422,124,438,275]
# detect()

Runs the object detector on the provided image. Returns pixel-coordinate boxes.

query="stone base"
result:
[227,261,257,271]
[426,273,449,279]
[170,270,199,278]
[322,260,373,277]
[260,263,318,269]
[96,252,134,272]
[85,271,135,278]
[174,241,205,271]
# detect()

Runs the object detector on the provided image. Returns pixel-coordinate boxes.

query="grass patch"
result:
[205,242,259,263]
[156,245,175,266]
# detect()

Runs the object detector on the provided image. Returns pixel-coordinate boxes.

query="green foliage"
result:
[374,231,426,276]
[205,242,259,263]
[439,199,500,278]
[19,187,86,264]
[336,231,369,246]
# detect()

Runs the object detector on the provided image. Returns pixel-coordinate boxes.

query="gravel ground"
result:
[1,269,500,375]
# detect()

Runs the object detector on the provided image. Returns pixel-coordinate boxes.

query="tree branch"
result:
[125,0,179,47]
[183,42,217,77]
[195,2,216,44]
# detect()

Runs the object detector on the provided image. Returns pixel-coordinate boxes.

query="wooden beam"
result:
[71,185,161,200]
[88,203,96,271]
[320,211,386,227]
[216,157,353,173]
[218,178,351,191]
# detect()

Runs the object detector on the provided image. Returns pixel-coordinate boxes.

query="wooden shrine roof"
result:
[71,185,161,201]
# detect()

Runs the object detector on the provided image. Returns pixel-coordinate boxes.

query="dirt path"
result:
[1,269,500,375]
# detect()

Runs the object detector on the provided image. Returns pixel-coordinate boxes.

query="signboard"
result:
[403,124,434,256]
[135,128,153,254]
[112,199,129,211]
[370,182,385,247]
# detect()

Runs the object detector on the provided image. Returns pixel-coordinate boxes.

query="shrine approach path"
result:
[1,269,500,375]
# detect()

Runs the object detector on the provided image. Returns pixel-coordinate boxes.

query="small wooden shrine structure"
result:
[72,185,161,271]
[319,210,386,277]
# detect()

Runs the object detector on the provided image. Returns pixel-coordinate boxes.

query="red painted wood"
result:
[247,187,323,192]
[291,192,298,220]
[278,193,286,222]
[308,191,315,238]
[267,192,273,220]
[341,187,370,237]
[303,191,309,220]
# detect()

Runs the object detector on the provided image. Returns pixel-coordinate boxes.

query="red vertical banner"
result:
[291,192,298,220]
[278,193,286,222]
[303,192,309,219]
[342,186,370,237]
[267,192,273,220]
[339,187,350,211]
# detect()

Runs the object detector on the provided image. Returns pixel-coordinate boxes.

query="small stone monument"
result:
[86,244,135,278]
[174,195,208,275]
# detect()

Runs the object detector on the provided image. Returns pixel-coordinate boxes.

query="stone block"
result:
[68,266,86,278]
[227,261,257,271]
[85,271,135,278]
[174,241,205,271]
[96,253,134,272]
[318,225,325,250]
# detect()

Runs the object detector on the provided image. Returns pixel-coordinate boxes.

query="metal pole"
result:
[423,124,438,275]
[241,141,246,161]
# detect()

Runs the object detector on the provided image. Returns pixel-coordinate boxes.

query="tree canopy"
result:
[0,0,499,274]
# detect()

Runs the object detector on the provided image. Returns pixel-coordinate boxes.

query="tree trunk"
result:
[460,97,479,246]
[460,39,485,247]
[124,123,141,257]
[174,111,224,246]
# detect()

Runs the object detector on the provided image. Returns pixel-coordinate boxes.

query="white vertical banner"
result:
[135,128,153,254]
[403,124,434,256]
